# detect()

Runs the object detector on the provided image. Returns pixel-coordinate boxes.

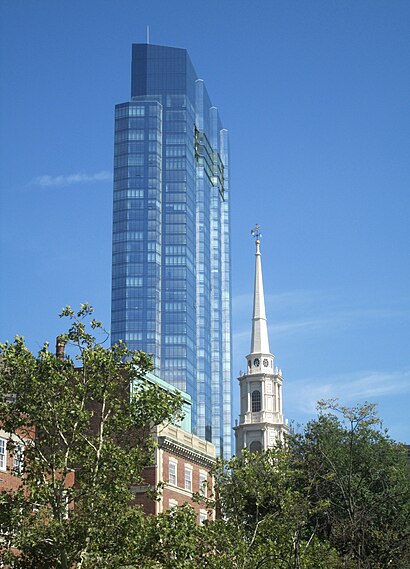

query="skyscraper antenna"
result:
[146,25,150,44]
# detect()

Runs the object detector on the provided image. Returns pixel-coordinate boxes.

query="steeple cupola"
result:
[234,226,287,455]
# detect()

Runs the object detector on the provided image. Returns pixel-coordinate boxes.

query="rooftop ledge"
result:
[153,422,216,461]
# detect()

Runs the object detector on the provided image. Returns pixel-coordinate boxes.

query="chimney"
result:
[56,337,66,361]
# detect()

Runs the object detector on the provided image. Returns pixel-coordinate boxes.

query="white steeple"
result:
[250,230,270,355]
[234,226,287,455]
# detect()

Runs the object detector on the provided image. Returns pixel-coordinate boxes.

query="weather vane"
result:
[251,224,262,241]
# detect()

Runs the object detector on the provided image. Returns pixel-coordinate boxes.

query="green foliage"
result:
[205,401,410,569]
[2,317,409,569]
[291,400,410,569]
[0,306,182,568]
[213,447,341,569]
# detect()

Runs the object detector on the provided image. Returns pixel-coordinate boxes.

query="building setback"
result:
[111,44,232,457]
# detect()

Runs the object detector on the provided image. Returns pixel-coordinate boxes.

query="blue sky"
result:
[1,0,409,443]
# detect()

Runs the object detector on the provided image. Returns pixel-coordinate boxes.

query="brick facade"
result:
[0,363,216,526]
[0,427,32,492]
[133,423,216,522]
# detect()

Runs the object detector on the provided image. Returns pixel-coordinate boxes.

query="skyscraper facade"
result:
[111,44,232,457]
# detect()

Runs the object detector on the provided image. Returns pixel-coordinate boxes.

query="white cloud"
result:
[32,171,112,187]
[233,287,409,344]
[286,369,410,415]
[270,317,332,335]
[232,290,333,348]
[232,289,330,315]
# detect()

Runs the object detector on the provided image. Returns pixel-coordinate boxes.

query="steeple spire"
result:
[250,225,270,355]
[234,226,287,455]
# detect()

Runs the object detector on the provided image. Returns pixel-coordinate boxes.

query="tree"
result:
[3,315,409,569]
[212,447,341,569]
[290,400,410,569]
[207,402,410,569]
[0,304,182,568]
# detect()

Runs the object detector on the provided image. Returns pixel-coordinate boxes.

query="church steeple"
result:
[250,225,270,355]
[234,226,287,455]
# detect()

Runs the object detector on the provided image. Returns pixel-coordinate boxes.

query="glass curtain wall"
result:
[111,44,232,457]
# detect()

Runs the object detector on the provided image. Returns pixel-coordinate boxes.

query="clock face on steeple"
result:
[253,358,260,367]
[263,358,269,367]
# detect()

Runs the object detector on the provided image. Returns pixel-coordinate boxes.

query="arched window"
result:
[249,441,262,454]
[251,390,261,412]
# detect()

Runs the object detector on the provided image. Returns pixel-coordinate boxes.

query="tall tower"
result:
[111,44,232,458]
[235,226,286,455]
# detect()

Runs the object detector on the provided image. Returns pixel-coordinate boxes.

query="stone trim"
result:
[158,437,216,469]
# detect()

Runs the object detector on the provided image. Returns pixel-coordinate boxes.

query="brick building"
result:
[0,427,25,493]
[132,373,216,523]
[133,422,215,523]
[0,368,216,525]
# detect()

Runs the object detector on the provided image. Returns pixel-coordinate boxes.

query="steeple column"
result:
[278,384,282,414]
[261,380,265,411]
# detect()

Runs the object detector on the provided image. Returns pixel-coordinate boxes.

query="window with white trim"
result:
[252,390,261,412]
[13,444,23,474]
[199,510,207,525]
[168,498,178,510]
[199,472,207,497]
[168,460,177,486]
[184,465,192,491]
[0,438,6,471]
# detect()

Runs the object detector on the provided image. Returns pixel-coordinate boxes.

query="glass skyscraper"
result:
[111,44,232,457]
